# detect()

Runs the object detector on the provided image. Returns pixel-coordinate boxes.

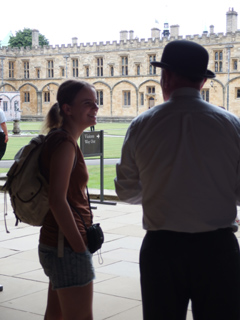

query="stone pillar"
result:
[72,37,78,45]
[226,8,238,33]
[120,30,128,41]
[151,28,160,39]
[13,120,20,134]
[129,30,134,40]
[32,29,39,47]
[37,91,42,115]
[210,25,214,34]
[170,25,180,38]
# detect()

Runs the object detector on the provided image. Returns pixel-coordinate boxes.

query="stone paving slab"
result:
[1,192,240,319]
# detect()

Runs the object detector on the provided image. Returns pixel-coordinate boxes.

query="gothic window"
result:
[236,88,240,98]
[214,51,223,72]
[233,59,238,71]
[110,66,114,76]
[97,58,103,76]
[147,86,155,94]
[9,61,14,78]
[44,92,50,102]
[3,101,8,111]
[24,92,30,102]
[123,91,131,106]
[140,92,144,106]
[36,69,40,78]
[121,57,128,76]
[72,59,79,77]
[97,90,103,106]
[201,89,209,102]
[136,64,140,75]
[149,55,156,75]
[47,60,54,78]
[86,66,89,77]
[24,61,29,79]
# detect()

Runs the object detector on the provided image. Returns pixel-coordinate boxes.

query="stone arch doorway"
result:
[149,97,155,109]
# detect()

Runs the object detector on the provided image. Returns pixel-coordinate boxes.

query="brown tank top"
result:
[39,130,91,247]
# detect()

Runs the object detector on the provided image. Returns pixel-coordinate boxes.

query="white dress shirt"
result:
[115,88,240,233]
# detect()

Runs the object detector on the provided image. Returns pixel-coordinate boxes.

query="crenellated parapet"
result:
[1,30,240,58]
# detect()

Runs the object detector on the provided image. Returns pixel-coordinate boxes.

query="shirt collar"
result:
[170,87,202,100]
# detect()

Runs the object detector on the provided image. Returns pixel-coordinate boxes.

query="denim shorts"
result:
[38,244,95,290]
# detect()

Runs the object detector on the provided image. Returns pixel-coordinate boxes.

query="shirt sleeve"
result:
[114,124,142,204]
[0,110,6,124]
[233,118,240,205]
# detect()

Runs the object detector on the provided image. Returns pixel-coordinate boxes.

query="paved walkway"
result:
[0,191,240,319]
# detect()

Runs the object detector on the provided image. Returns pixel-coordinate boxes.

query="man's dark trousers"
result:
[0,132,6,160]
[140,228,240,320]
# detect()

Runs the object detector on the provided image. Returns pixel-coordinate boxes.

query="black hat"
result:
[151,40,215,79]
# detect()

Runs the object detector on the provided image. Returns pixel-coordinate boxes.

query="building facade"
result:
[0,8,240,120]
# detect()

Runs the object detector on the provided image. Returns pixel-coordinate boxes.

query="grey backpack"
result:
[3,134,49,228]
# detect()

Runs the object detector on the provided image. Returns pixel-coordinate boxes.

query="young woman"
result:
[38,80,99,320]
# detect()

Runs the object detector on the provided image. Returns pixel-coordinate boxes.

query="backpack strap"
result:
[4,191,9,233]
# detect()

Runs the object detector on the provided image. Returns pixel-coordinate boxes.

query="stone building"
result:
[0,8,240,120]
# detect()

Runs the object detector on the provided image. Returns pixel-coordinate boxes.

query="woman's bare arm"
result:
[48,141,86,253]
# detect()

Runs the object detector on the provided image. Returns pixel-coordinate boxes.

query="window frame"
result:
[214,50,223,73]
[24,92,30,102]
[149,55,156,75]
[9,61,14,78]
[47,60,54,78]
[201,89,210,102]
[121,56,128,76]
[97,90,104,106]
[72,59,79,77]
[122,90,131,106]
[96,57,103,77]
[44,91,50,102]
[23,61,30,79]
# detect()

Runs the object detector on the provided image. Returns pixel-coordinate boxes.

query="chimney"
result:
[32,29,39,47]
[210,25,214,34]
[120,30,128,41]
[226,8,238,33]
[129,30,134,40]
[170,25,179,38]
[151,28,160,39]
[72,37,78,45]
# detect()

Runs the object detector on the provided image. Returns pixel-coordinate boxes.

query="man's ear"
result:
[200,78,207,89]
[61,103,72,116]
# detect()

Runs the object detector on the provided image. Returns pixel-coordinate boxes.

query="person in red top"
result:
[39,80,99,320]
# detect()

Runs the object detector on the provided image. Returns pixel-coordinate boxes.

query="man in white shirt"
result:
[115,40,240,320]
[0,107,8,160]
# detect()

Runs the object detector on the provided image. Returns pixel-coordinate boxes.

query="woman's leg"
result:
[44,281,63,320]
[56,281,93,320]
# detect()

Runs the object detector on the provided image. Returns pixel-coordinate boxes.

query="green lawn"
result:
[2,135,124,160]
[2,121,129,190]
[6,121,130,135]
[87,165,116,190]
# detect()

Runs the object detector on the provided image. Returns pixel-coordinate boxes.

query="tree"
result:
[9,28,49,48]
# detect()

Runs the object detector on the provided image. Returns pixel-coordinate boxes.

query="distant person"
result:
[115,40,240,320]
[39,80,99,320]
[0,108,8,160]
[90,125,95,131]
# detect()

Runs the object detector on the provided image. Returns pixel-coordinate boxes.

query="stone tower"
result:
[226,8,238,33]
[32,29,39,47]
